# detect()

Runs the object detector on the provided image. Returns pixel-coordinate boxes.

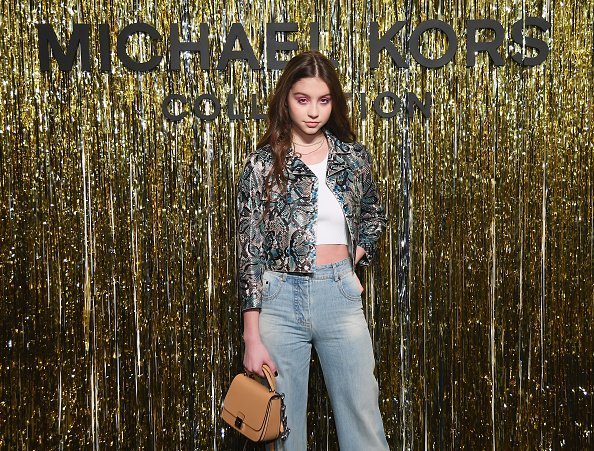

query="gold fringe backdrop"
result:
[0,0,592,449]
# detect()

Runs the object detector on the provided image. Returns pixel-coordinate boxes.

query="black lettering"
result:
[217,24,260,70]
[169,23,210,70]
[409,20,457,68]
[117,23,162,72]
[310,22,319,51]
[511,17,550,66]
[266,23,298,70]
[99,24,111,72]
[162,94,189,121]
[36,23,91,71]
[370,21,407,69]
[227,94,245,120]
[373,92,401,118]
[193,94,221,121]
[466,20,505,67]
[406,92,431,118]
[251,94,266,120]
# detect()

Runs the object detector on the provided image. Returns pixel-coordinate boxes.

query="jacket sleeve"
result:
[236,154,266,311]
[356,146,388,267]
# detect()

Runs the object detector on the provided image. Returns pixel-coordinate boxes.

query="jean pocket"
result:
[338,271,363,301]
[261,270,283,302]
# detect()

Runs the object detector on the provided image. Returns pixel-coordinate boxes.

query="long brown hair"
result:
[258,50,356,207]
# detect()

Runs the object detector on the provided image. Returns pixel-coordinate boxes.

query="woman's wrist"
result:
[355,245,366,265]
[242,309,262,344]
[242,330,262,344]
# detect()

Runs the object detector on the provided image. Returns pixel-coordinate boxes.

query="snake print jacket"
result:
[236,129,388,312]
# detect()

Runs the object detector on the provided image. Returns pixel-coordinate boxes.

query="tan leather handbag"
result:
[221,364,289,447]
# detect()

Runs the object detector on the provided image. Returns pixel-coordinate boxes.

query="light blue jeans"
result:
[259,257,389,451]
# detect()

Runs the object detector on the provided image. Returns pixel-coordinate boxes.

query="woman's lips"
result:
[305,122,320,127]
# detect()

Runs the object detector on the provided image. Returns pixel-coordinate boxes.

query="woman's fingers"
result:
[263,358,277,376]
[355,273,364,293]
[243,341,277,377]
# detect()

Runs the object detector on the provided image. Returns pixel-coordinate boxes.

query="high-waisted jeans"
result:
[259,257,389,451]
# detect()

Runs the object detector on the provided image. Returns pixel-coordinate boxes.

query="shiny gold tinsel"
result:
[0,0,592,449]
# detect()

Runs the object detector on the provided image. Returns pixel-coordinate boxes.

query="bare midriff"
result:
[315,244,350,265]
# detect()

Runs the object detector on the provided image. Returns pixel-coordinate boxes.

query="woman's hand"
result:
[354,245,366,266]
[242,309,277,377]
[243,336,277,378]
[354,246,366,294]
[354,272,364,294]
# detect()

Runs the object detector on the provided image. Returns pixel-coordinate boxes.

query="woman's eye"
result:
[320,98,331,104]
[297,98,307,104]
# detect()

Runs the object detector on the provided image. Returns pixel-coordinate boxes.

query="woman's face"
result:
[287,77,332,139]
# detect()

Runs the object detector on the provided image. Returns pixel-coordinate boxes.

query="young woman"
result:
[236,50,389,450]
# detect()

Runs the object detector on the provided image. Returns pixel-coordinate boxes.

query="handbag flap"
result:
[222,373,277,432]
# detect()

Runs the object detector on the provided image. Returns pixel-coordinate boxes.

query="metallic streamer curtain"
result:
[0,0,592,449]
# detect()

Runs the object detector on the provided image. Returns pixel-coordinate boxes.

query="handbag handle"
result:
[262,364,288,446]
[261,364,276,392]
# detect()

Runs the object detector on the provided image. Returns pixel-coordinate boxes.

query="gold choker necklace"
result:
[293,138,325,155]
[292,137,324,147]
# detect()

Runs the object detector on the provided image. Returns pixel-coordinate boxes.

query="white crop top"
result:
[305,154,349,245]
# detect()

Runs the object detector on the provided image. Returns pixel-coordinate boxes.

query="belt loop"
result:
[281,272,287,282]
[333,263,340,281]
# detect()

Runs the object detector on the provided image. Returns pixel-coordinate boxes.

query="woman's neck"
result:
[291,128,325,145]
